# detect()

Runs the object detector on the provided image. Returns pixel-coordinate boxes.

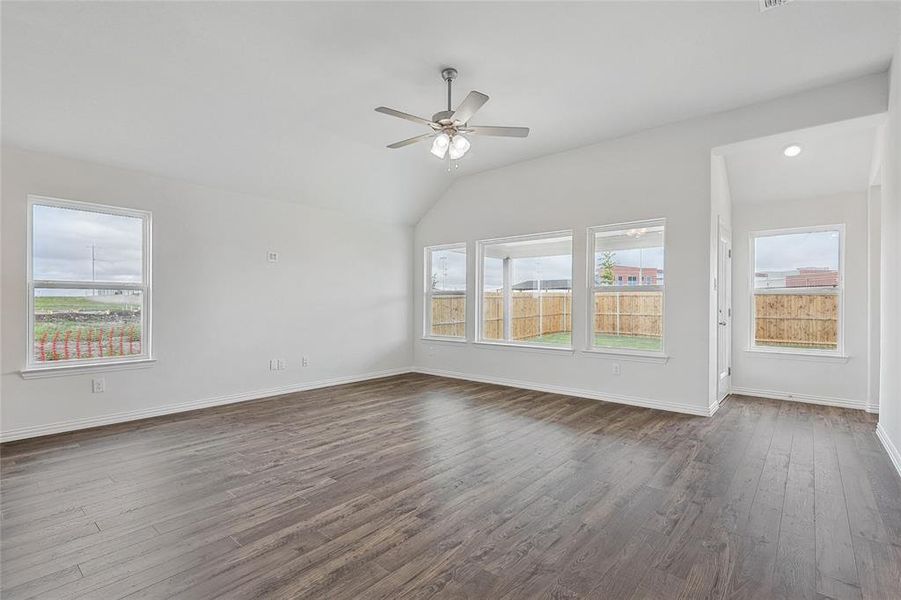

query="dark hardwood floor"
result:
[1,373,899,599]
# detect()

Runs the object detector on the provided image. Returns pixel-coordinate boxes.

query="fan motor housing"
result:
[431,110,455,124]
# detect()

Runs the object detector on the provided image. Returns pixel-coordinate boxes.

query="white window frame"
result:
[475,230,574,351]
[586,218,666,358]
[24,195,153,374]
[748,224,845,357]
[423,242,467,341]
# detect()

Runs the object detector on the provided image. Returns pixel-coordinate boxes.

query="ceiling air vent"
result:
[759,0,793,12]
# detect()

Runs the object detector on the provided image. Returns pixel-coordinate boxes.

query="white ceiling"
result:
[2,2,899,224]
[720,115,881,205]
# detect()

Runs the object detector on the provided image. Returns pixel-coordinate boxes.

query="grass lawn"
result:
[33,296,142,342]
[522,331,662,351]
[35,296,139,312]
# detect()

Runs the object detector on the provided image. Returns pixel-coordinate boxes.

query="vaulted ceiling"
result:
[3,1,899,223]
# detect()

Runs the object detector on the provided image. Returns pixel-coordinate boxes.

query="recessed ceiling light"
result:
[783,144,802,157]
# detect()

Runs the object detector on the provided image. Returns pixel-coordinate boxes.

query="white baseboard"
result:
[413,367,715,417]
[876,422,901,480]
[0,367,412,443]
[730,386,870,411]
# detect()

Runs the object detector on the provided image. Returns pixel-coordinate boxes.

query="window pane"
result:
[753,229,840,350]
[593,290,663,351]
[754,293,838,350]
[33,289,144,363]
[512,289,572,346]
[33,204,144,283]
[592,223,664,350]
[428,247,466,338]
[481,256,504,341]
[754,230,839,289]
[481,234,573,347]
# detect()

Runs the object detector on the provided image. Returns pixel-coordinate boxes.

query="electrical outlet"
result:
[301,356,309,367]
[92,377,106,393]
[277,359,287,370]
[267,251,279,263]
[612,363,621,376]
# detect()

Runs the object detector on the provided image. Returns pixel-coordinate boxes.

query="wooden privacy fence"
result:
[754,293,838,349]
[434,290,837,347]
[594,291,662,339]
[481,292,573,340]
[429,294,466,337]
[434,290,667,340]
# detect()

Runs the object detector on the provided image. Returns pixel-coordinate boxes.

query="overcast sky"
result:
[755,230,839,272]
[433,231,836,291]
[35,206,833,296]
[33,204,143,289]
[433,248,666,291]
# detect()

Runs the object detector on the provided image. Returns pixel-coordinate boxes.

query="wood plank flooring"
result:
[2,373,899,599]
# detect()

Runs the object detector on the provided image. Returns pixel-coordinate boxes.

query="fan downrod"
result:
[435,67,459,122]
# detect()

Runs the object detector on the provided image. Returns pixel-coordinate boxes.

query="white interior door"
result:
[716,223,732,402]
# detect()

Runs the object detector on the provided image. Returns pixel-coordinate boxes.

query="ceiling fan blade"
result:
[465,126,530,138]
[375,106,436,127]
[386,133,436,149]
[451,91,489,124]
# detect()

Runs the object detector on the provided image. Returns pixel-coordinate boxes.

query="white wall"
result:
[731,192,871,409]
[413,73,888,416]
[0,147,413,440]
[868,186,881,411]
[878,29,901,473]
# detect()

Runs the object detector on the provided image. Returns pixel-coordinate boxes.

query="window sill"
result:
[420,336,467,344]
[473,341,574,354]
[744,348,849,363]
[580,349,669,364]
[21,358,156,379]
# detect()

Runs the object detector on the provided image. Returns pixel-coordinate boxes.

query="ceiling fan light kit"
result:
[375,66,529,164]
[430,132,450,158]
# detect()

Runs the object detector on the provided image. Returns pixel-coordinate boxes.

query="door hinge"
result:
[727,367,732,376]
[728,308,732,317]
[728,249,732,258]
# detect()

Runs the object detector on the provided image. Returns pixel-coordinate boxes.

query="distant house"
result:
[756,267,839,288]
[512,267,665,291]
[609,265,664,285]
[512,279,572,291]
[594,265,665,286]
[786,267,839,287]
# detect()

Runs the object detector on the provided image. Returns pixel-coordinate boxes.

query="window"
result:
[27,196,152,370]
[424,244,466,339]
[750,225,843,353]
[588,219,665,353]
[478,231,573,348]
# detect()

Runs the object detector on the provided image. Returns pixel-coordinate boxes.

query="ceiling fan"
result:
[375,67,529,161]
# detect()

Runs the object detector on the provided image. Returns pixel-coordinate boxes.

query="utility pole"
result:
[87,244,96,296]
[638,247,643,285]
